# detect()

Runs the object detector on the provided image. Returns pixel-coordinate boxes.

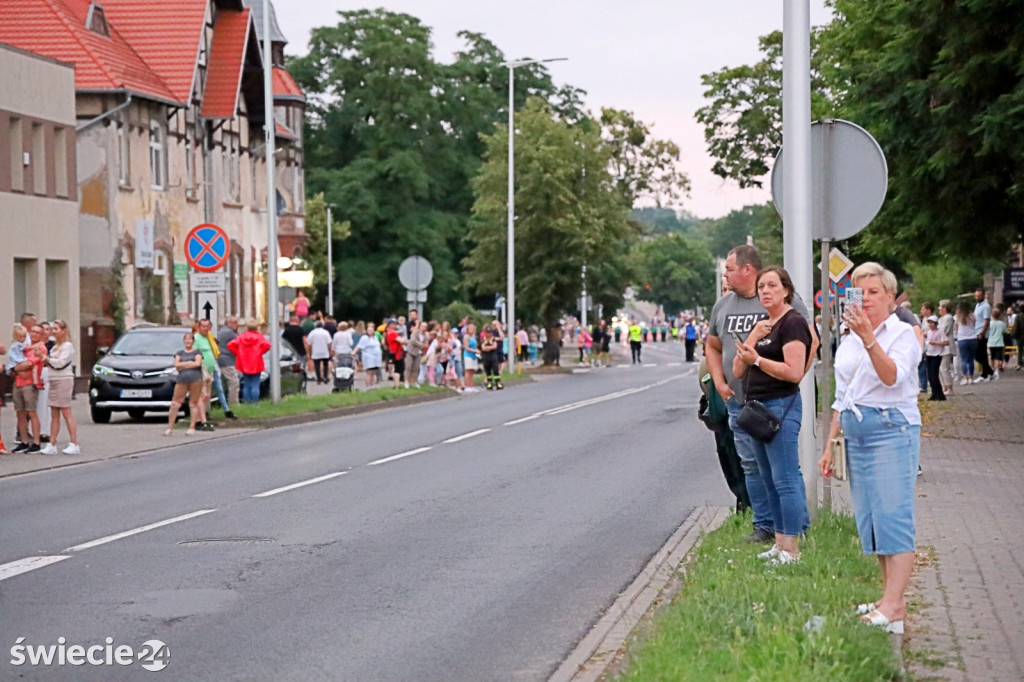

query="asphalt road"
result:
[0,354,729,681]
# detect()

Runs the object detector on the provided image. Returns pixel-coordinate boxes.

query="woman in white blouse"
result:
[819,263,921,635]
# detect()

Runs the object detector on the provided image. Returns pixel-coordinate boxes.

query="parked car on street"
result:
[89,326,305,423]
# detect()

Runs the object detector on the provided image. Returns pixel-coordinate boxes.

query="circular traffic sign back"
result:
[398,256,433,290]
[185,223,230,273]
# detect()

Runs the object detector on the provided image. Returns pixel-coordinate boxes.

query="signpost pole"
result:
[263,0,280,403]
[820,239,833,509]
[327,206,334,317]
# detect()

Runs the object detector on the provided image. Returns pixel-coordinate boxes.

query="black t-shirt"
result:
[282,324,307,356]
[745,309,812,400]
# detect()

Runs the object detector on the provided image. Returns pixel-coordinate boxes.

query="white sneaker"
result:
[973,376,985,383]
[959,378,969,386]
[62,443,80,455]
[758,544,781,560]
[993,371,1000,381]
[39,443,58,455]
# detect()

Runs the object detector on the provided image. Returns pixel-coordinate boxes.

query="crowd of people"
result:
[1,313,79,455]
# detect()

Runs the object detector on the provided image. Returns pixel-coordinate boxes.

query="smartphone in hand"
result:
[730,330,744,345]
[846,287,863,308]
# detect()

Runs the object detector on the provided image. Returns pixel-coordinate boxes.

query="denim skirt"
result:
[841,406,920,555]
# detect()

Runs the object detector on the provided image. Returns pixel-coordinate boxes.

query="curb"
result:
[549,505,732,682]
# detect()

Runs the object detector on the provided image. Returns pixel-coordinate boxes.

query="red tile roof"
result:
[0,0,179,104]
[275,121,296,140]
[199,8,251,119]
[99,0,208,104]
[273,66,304,102]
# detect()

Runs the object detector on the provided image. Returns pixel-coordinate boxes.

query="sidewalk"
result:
[901,370,1024,680]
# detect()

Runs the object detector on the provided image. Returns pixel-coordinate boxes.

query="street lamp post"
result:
[501,57,567,343]
[262,0,280,403]
[327,206,334,316]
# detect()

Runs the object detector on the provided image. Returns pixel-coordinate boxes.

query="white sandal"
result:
[861,609,904,634]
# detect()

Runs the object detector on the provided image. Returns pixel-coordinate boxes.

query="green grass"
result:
[616,511,902,682]
[228,384,447,421]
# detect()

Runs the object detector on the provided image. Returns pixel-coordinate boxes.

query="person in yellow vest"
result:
[628,321,643,364]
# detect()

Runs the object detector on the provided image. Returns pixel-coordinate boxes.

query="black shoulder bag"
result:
[736,361,797,444]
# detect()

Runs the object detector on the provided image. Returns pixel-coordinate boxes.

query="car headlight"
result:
[157,367,178,377]
[92,365,115,376]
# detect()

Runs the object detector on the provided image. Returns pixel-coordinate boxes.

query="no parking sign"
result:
[184,223,229,273]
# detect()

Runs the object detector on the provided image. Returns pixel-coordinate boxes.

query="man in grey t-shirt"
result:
[705,245,817,543]
[216,316,240,411]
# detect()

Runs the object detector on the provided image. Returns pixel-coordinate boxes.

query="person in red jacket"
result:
[227,319,271,403]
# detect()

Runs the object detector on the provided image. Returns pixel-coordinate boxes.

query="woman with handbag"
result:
[732,266,812,565]
[819,262,922,635]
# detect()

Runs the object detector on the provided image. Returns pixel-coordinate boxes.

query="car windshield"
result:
[109,331,189,356]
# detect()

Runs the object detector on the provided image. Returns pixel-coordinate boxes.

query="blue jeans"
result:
[957,338,976,377]
[727,398,774,534]
[212,366,230,411]
[241,373,261,403]
[917,359,928,390]
[745,394,809,537]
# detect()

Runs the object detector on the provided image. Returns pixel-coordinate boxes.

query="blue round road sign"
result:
[185,223,229,273]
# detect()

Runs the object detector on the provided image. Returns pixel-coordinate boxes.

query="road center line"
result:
[0,556,71,582]
[65,509,217,552]
[252,472,348,498]
[443,429,491,444]
[503,414,540,426]
[368,447,432,466]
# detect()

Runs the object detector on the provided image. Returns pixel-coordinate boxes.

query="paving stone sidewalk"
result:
[904,368,1024,681]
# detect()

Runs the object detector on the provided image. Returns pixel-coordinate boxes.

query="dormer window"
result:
[86,2,110,37]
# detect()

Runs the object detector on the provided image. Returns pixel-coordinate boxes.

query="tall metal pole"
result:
[580,264,588,329]
[507,65,516,343]
[263,0,280,403]
[783,0,816,512]
[327,206,334,317]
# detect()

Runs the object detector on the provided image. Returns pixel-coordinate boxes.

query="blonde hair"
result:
[850,262,898,295]
[246,318,260,331]
[53,320,72,343]
[12,324,27,340]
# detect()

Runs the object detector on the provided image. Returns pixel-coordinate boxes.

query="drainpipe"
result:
[76,93,133,132]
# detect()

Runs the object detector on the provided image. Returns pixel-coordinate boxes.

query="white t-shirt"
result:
[307,327,332,359]
[356,334,382,369]
[332,329,354,355]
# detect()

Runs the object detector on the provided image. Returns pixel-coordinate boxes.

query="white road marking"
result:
[65,509,217,552]
[252,473,348,498]
[443,428,491,444]
[616,364,631,369]
[0,556,71,582]
[643,363,658,367]
[667,362,682,367]
[503,415,540,426]
[368,447,432,466]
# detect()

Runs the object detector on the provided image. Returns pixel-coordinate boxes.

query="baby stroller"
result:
[333,353,356,392]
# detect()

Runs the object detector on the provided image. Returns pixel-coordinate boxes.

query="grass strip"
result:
[229,384,447,421]
[616,511,902,681]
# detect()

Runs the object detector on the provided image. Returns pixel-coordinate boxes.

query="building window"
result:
[117,118,130,186]
[9,116,24,192]
[223,131,240,202]
[54,126,69,197]
[31,122,45,195]
[86,2,110,37]
[46,260,69,321]
[185,127,197,199]
[149,120,165,189]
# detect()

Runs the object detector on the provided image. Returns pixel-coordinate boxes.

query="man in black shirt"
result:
[281,315,308,366]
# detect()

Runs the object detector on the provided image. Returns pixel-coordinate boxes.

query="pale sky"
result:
[275,1,832,219]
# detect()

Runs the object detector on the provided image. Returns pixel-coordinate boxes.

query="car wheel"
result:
[91,406,112,424]
[127,408,146,421]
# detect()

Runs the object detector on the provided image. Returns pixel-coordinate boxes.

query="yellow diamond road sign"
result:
[829,248,854,283]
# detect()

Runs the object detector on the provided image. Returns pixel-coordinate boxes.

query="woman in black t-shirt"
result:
[731,266,812,564]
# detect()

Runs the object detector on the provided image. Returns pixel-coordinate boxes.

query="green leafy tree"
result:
[601,108,690,206]
[691,204,783,264]
[696,31,834,189]
[464,97,638,332]
[821,0,1024,261]
[289,12,584,319]
[630,234,715,313]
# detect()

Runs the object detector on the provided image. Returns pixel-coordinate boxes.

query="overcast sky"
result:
[275,1,832,219]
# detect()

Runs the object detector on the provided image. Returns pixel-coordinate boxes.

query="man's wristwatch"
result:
[753,356,762,367]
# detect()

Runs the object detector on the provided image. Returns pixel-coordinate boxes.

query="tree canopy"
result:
[696,2,1024,263]
[463,98,639,326]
